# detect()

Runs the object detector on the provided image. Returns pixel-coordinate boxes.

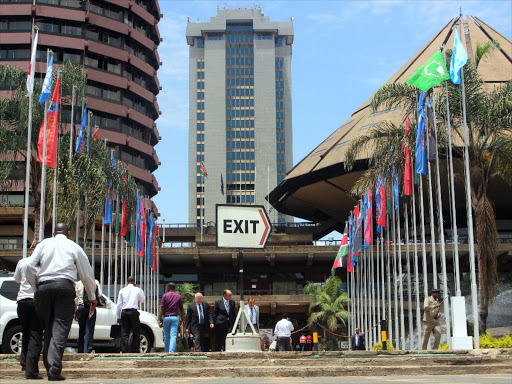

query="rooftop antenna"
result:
[187,17,190,23]
[217,4,219,10]
[290,17,294,22]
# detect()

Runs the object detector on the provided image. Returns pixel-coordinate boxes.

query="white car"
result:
[0,276,163,354]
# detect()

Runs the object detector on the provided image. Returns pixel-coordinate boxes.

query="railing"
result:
[203,289,306,297]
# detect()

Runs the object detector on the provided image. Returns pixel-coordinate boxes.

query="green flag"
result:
[406,50,450,92]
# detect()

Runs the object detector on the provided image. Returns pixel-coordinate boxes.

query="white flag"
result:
[26,29,39,96]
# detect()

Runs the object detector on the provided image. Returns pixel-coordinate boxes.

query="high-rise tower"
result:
[186,9,293,226]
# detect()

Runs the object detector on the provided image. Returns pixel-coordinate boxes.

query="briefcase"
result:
[110,324,121,339]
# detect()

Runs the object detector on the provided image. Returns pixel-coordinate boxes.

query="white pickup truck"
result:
[0,276,163,354]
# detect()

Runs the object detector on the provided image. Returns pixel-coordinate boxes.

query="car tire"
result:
[126,328,153,353]
[2,324,23,354]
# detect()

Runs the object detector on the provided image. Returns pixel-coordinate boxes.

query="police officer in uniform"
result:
[421,288,442,350]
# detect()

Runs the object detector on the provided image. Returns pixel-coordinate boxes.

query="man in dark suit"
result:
[351,328,366,350]
[213,289,236,351]
[185,292,213,352]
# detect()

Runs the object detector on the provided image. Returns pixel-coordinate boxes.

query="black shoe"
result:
[25,374,43,380]
[21,366,26,372]
[48,374,66,381]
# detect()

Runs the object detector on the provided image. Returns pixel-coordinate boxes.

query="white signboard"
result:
[216,204,271,249]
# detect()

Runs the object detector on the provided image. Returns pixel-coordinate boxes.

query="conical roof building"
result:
[268,16,512,236]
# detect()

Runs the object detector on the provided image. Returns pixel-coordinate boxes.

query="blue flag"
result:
[415,91,427,175]
[104,182,113,224]
[38,53,53,104]
[75,106,87,154]
[450,30,468,85]
[147,214,154,265]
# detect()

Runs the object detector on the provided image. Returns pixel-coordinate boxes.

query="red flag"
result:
[120,198,127,237]
[377,183,387,227]
[403,116,412,196]
[37,77,60,168]
[138,198,146,257]
[152,222,157,271]
[93,127,99,143]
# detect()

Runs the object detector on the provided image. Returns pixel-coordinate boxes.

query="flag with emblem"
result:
[406,50,450,92]
[331,225,349,275]
[200,162,208,178]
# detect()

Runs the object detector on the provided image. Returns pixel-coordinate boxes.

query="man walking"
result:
[158,282,183,352]
[117,276,145,353]
[25,223,97,381]
[14,256,43,380]
[75,279,102,353]
[185,292,214,352]
[213,289,235,351]
[274,313,294,351]
[243,297,259,333]
[351,328,365,350]
[422,288,442,350]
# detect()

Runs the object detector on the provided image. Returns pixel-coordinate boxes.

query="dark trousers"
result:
[121,309,140,353]
[17,299,43,376]
[277,336,291,351]
[77,304,96,353]
[214,324,229,351]
[244,323,259,333]
[191,324,210,352]
[36,279,75,377]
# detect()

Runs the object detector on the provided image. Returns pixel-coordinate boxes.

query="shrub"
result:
[372,342,395,351]
[498,334,512,348]
[439,343,450,350]
[477,331,512,349]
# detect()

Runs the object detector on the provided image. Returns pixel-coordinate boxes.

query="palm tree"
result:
[344,52,512,332]
[303,276,349,339]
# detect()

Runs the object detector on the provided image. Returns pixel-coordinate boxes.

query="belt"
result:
[17,298,34,302]
[38,278,72,286]
[122,308,138,312]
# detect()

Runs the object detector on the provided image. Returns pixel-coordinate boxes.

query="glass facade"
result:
[196,56,205,226]
[275,57,286,223]
[225,23,255,205]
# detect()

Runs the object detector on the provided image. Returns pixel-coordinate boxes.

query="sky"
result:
[152,0,512,227]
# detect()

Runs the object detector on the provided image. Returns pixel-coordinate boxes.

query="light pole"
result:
[162,217,166,246]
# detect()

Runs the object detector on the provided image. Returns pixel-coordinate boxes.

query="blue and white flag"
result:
[75,106,87,154]
[450,31,468,85]
[393,169,399,213]
[415,91,428,175]
[38,53,53,105]
[104,182,113,224]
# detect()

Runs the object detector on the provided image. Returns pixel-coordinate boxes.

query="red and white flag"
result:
[26,29,38,95]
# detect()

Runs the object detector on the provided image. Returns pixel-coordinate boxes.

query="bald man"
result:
[185,293,213,352]
[26,223,96,381]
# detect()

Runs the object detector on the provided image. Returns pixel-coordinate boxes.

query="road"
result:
[2,375,511,383]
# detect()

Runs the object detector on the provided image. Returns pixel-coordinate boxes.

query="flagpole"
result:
[381,230,386,333]
[404,201,414,349]
[22,26,38,258]
[69,85,75,161]
[411,159,422,347]
[441,48,461,296]
[426,141,438,288]
[347,262,351,349]
[39,50,51,242]
[397,196,406,350]
[430,91,452,345]
[114,194,119,301]
[101,216,105,290]
[108,218,112,301]
[371,241,377,347]
[376,237,381,342]
[386,214,392,345]
[459,16,479,348]
[51,69,61,235]
[201,173,204,242]
[392,191,399,350]
[120,236,124,292]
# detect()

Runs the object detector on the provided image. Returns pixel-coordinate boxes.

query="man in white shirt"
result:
[274,313,294,351]
[75,279,102,353]
[117,276,145,353]
[25,223,96,381]
[14,257,43,380]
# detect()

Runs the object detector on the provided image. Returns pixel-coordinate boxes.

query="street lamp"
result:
[162,217,166,246]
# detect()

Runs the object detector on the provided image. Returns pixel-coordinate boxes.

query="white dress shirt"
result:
[14,257,35,301]
[75,280,103,306]
[116,284,145,319]
[274,318,294,337]
[25,234,96,301]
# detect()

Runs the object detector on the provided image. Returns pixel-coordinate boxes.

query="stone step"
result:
[1,363,511,380]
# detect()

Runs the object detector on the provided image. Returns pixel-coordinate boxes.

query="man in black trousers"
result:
[351,328,366,350]
[117,276,145,353]
[26,223,97,381]
[185,292,214,352]
[14,256,43,380]
[213,289,236,351]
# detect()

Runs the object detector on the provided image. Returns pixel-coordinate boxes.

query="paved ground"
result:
[2,375,511,383]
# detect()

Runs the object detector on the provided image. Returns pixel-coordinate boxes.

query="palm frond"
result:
[370,83,417,117]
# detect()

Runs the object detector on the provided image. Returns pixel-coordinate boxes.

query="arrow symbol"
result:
[258,208,270,246]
